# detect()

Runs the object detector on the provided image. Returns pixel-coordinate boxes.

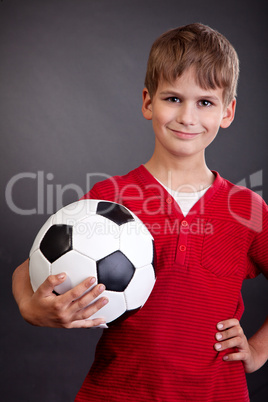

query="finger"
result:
[217,318,239,331]
[74,295,109,321]
[36,273,67,297]
[215,325,244,342]
[67,317,107,329]
[67,281,109,321]
[60,276,97,304]
[222,351,248,362]
[73,283,106,308]
[214,335,245,351]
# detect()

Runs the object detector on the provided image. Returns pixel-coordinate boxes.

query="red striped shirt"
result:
[76,165,268,401]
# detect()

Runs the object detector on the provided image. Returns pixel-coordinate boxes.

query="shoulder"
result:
[217,173,268,233]
[82,166,144,202]
[220,174,267,208]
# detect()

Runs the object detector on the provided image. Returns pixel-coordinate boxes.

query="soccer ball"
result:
[29,199,156,327]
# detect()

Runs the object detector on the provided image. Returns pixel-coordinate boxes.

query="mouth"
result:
[168,128,202,139]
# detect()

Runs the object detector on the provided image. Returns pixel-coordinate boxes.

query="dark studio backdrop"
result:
[0,1,267,401]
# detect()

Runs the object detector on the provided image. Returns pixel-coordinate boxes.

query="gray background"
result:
[1,0,267,401]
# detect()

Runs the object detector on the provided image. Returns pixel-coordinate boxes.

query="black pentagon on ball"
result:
[40,224,73,263]
[97,250,135,292]
[96,201,134,226]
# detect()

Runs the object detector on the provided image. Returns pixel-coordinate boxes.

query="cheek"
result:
[152,107,171,127]
[203,114,222,132]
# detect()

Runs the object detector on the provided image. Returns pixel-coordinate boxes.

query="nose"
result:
[176,102,197,126]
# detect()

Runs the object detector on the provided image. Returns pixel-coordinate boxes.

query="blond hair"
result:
[144,23,239,106]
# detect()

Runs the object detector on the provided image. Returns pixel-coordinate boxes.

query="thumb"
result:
[36,273,66,297]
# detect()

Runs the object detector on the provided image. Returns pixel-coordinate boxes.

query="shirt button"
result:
[166,196,173,204]
[181,220,188,227]
[179,245,186,252]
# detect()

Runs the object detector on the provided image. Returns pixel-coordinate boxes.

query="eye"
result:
[199,99,212,107]
[166,97,181,103]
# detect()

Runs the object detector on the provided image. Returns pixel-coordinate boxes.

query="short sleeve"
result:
[81,184,101,201]
[80,176,120,203]
[247,200,268,279]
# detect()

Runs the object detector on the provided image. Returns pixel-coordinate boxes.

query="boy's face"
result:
[142,68,236,161]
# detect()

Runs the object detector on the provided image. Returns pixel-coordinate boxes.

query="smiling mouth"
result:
[169,128,202,138]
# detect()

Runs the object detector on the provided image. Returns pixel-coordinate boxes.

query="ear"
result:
[220,98,236,128]
[141,88,153,120]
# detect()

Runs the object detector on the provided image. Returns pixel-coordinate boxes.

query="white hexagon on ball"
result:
[29,250,51,292]
[90,291,126,323]
[119,220,154,268]
[124,264,155,309]
[73,214,120,261]
[51,250,97,294]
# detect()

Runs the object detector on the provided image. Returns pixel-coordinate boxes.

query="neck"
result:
[144,152,214,193]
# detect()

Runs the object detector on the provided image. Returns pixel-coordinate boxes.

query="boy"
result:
[12,23,268,401]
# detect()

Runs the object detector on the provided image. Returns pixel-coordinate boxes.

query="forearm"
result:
[247,316,268,372]
[12,259,33,314]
